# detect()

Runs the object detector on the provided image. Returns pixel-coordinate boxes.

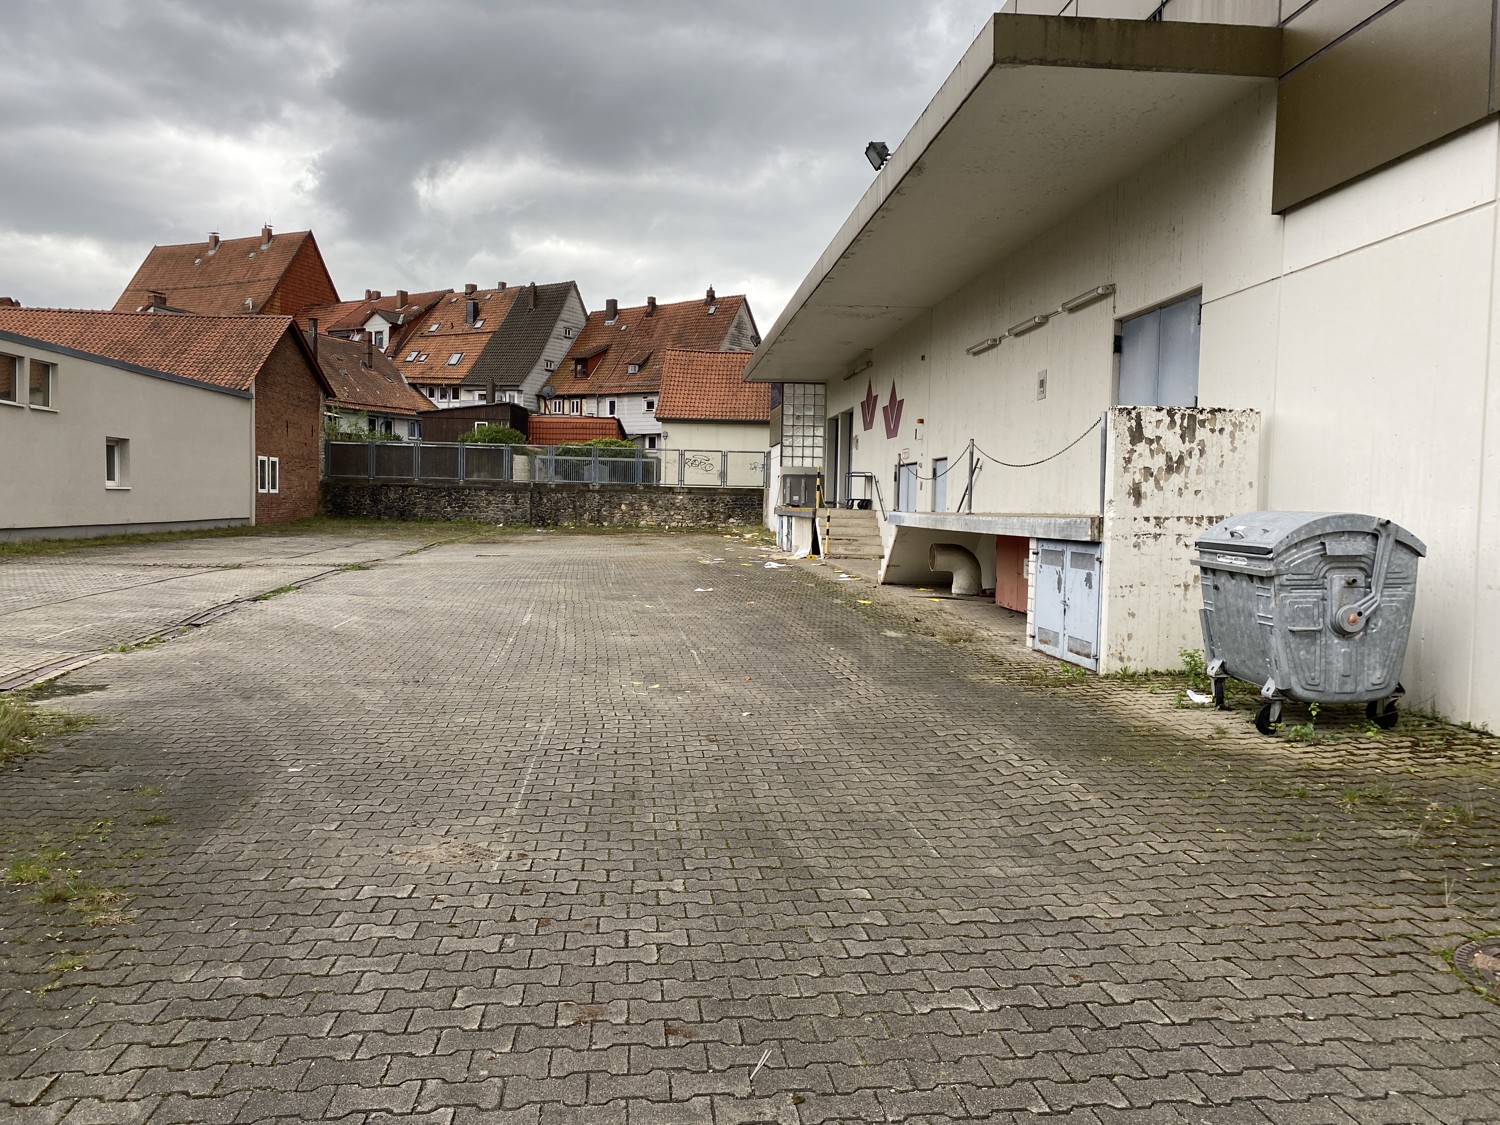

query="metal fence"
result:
[325,441,769,488]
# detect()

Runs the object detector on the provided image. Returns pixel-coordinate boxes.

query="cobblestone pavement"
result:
[2,529,1498,1125]
[0,534,450,685]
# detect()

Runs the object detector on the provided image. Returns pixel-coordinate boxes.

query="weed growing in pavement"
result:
[0,694,92,765]
[254,585,299,601]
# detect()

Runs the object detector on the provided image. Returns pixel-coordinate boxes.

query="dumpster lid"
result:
[1195,512,1427,558]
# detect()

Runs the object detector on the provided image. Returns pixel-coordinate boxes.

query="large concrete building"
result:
[746,0,1500,728]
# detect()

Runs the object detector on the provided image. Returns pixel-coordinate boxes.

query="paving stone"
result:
[1,529,1498,1125]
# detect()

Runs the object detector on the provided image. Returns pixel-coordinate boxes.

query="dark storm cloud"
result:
[0,0,996,320]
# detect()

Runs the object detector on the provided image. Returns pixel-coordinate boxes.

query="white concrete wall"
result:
[823,77,1500,725]
[1099,407,1260,673]
[0,342,252,537]
[659,420,770,454]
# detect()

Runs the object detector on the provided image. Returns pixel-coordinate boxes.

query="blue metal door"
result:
[1033,540,1101,671]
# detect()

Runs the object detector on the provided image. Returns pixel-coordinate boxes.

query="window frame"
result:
[257,455,280,494]
[105,437,129,489]
[0,353,21,405]
[28,358,56,409]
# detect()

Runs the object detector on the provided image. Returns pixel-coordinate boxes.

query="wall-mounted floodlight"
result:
[965,337,1001,356]
[865,141,891,171]
[1059,283,1116,313]
[1006,314,1050,337]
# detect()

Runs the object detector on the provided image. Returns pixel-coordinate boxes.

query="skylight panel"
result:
[447,353,463,365]
[405,351,419,361]
[472,319,484,328]
[429,322,440,332]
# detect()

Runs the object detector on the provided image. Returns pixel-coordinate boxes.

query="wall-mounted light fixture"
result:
[842,350,875,380]
[1059,283,1116,313]
[963,281,1116,359]
[865,141,891,171]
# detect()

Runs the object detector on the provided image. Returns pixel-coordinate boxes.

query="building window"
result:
[417,353,429,362]
[472,318,484,328]
[408,420,420,438]
[1118,292,1201,407]
[563,326,575,338]
[543,359,556,371]
[105,438,128,487]
[627,363,641,375]
[372,330,385,349]
[28,359,55,408]
[429,322,440,333]
[406,351,419,362]
[646,435,658,450]
[644,398,655,411]
[568,399,581,415]
[607,399,617,416]
[506,391,519,403]
[447,352,463,365]
[477,390,487,402]
[257,455,279,494]
[0,354,20,404]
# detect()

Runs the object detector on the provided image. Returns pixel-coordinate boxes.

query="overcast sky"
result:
[0,0,1000,329]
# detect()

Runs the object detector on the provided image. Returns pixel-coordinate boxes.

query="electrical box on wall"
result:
[1037,369,1048,400]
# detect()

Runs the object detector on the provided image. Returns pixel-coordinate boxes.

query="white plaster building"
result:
[745,2,1500,729]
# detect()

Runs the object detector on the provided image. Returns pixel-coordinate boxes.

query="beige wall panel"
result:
[1164,0,1280,25]
[1115,86,1281,309]
[1283,120,1498,272]
[1273,0,1494,211]
[1198,281,1282,490]
[1099,407,1260,673]
[1468,197,1500,728]
[1281,0,1391,69]
[660,421,770,453]
[0,347,252,534]
[1269,208,1494,721]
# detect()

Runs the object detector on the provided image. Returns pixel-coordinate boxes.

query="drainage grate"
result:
[1453,938,1500,990]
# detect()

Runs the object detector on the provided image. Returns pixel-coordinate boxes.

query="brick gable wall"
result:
[266,238,339,318]
[254,334,324,523]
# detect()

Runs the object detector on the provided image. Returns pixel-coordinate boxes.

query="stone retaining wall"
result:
[321,480,764,528]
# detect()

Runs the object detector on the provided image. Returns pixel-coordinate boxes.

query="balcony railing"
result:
[325,442,769,489]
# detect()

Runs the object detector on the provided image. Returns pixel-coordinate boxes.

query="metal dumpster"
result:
[1193,512,1426,734]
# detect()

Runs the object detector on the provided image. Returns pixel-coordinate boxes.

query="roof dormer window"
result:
[627,363,642,375]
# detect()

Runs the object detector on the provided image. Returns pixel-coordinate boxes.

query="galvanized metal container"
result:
[1192,512,1426,734]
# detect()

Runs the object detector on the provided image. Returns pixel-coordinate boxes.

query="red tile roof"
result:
[0,307,326,394]
[113,229,339,318]
[314,335,433,418]
[300,289,452,343]
[394,287,520,386]
[528,415,627,444]
[655,350,768,422]
[549,294,755,396]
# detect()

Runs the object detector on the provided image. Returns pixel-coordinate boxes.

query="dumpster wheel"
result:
[1366,698,1400,730]
[1254,700,1283,735]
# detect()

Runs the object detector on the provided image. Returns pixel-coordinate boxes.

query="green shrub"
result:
[555,438,638,455]
[458,424,528,445]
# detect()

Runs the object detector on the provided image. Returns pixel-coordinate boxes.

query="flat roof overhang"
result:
[745,14,1281,384]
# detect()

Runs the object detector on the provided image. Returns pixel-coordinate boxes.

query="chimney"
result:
[0,297,19,308]
[307,318,319,360]
[526,282,537,311]
[260,225,273,246]
[395,289,408,307]
[464,283,477,296]
[363,289,382,302]
[207,232,220,251]
[497,281,507,291]
[705,286,716,306]
[604,298,618,322]
[146,289,166,309]
[645,296,657,317]
[465,298,478,325]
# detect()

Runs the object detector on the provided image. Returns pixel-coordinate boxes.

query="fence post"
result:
[413,440,422,481]
[762,452,770,488]
[367,441,376,479]
[635,447,643,486]
[677,449,686,488]
[720,452,728,487]
[458,441,466,483]
[504,444,513,483]
[591,447,600,485]
[547,446,556,483]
